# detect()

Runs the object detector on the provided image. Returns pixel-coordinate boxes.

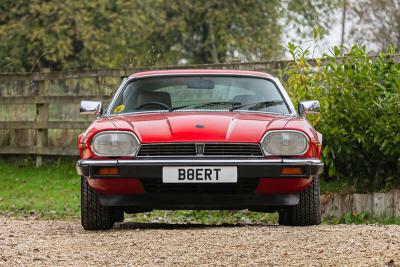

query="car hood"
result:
[109,112,292,143]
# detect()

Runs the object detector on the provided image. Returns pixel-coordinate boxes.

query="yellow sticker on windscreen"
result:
[114,105,125,113]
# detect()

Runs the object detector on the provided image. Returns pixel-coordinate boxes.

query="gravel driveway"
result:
[0,217,399,266]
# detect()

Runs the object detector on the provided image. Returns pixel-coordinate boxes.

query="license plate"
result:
[162,166,237,183]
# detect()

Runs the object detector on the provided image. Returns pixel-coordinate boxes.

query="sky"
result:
[285,5,372,58]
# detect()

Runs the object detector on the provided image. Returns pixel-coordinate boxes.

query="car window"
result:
[110,76,290,114]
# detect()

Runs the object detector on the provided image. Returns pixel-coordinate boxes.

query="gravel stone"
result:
[0,217,399,266]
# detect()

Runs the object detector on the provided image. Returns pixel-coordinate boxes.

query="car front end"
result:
[76,70,323,230]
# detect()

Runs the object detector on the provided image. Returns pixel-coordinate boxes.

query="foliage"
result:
[324,212,400,225]
[349,0,400,52]
[284,37,400,192]
[283,0,339,40]
[133,0,283,65]
[0,0,337,71]
[342,211,370,224]
[0,0,145,71]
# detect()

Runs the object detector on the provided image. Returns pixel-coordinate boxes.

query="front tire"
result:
[81,177,115,230]
[279,176,321,226]
[113,209,124,223]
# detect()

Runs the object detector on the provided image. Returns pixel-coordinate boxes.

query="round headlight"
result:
[91,131,140,156]
[260,130,309,156]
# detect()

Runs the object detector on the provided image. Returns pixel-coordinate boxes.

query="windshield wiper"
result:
[169,104,195,111]
[229,100,284,111]
[170,101,241,111]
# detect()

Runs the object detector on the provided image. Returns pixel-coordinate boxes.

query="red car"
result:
[76,69,323,230]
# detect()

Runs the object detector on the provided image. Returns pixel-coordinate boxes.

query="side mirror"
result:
[80,101,103,116]
[298,100,320,116]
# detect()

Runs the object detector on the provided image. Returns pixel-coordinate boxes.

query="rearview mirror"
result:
[186,79,214,89]
[80,101,103,116]
[298,100,320,116]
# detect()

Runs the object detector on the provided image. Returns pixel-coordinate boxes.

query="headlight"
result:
[91,131,140,156]
[260,130,309,156]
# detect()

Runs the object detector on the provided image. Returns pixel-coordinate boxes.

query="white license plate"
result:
[162,166,237,183]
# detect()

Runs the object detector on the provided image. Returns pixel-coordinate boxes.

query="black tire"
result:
[81,177,115,230]
[113,209,124,223]
[279,176,321,226]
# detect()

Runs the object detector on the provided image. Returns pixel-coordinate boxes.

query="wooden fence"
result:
[321,190,400,218]
[1,56,400,166]
[0,60,298,165]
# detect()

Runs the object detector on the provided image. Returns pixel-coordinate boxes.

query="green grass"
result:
[0,159,399,225]
[0,159,278,223]
[0,160,80,219]
[320,178,355,194]
[323,212,400,225]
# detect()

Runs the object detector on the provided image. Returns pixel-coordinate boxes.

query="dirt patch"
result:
[0,217,399,266]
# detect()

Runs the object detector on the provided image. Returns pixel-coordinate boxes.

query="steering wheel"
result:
[135,102,170,110]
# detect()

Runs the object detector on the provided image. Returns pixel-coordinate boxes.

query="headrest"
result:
[137,91,172,108]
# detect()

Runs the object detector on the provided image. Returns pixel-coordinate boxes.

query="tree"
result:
[349,0,400,51]
[0,0,145,71]
[0,0,337,71]
[283,0,340,40]
[133,0,340,65]
[131,0,283,65]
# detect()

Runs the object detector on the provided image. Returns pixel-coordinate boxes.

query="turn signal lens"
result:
[281,167,303,175]
[96,167,119,175]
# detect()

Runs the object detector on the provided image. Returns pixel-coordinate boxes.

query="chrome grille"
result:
[138,144,196,156]
[137,143,263,157]
[204,143,263,156]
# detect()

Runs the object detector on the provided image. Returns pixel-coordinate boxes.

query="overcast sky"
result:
[285,7,367,58]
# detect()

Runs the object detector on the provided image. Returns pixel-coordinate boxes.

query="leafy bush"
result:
[284,41,400,192]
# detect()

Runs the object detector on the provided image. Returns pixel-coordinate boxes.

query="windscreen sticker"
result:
[114,105,125,113]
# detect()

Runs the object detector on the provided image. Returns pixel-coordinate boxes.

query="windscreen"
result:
[110,76,290,114]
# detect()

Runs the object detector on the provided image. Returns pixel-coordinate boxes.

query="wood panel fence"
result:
[321,190,400,218]
[1,56,400,166]
[0,60,298,166]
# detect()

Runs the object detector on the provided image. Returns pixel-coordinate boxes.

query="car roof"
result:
[129,69,274,79]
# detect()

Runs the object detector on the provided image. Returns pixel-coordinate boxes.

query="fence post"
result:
[35,69,49,167]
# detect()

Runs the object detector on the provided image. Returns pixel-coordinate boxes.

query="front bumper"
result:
[76,158,323,209]
[76,158,323,179]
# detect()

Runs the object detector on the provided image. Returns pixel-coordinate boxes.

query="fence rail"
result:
[0,146,77,156]
[0,72,114,164]
[0,95,112,104]
[0,60,294,81]
[1,56,400,165]
[0,121,91,129]
[1,54,399,81]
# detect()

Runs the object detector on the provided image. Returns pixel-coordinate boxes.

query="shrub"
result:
[283,42,400,192]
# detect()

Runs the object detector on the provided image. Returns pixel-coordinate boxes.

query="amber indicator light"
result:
[96,167,119,175]
[281,167,303,175]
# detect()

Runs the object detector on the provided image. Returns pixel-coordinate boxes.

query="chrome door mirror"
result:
[80,101,103,116]
[298,100,320,116]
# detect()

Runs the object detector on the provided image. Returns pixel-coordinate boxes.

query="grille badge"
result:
[195,143,205,155]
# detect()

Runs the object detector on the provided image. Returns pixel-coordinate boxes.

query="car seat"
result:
[135,91,172,110]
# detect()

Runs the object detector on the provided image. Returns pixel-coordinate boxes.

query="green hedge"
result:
[284,43,400,192]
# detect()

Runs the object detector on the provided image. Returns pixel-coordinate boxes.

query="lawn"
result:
[0,159,398,225]
[0,159,80,219]
[0,159,280,223]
